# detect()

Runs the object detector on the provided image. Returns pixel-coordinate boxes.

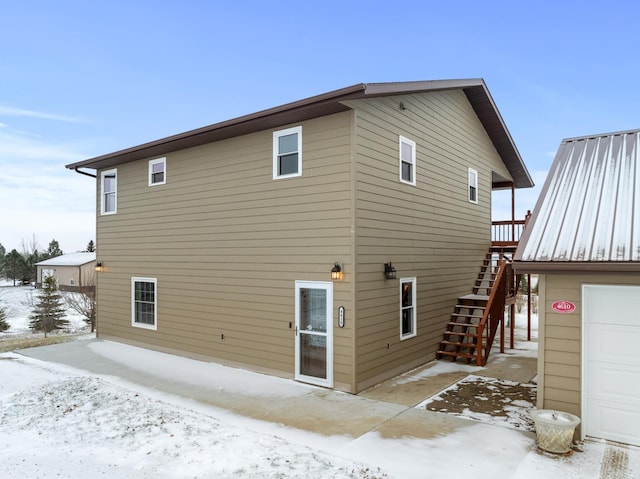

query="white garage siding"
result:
[583,284,640,446]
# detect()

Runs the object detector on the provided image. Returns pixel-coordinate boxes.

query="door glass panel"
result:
[297,286,328,382]
[299,334,327,378]
[299,288,327,332]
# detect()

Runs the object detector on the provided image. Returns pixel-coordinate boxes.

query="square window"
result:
[132,277,157,330]
[273,126,302,179]
[468,168,478,204]
[149,157,166,186]
[399,136,416,185]
[101,169,117,215]
[400,278,417,339]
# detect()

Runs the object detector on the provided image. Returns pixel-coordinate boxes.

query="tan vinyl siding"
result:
[541,273,640,422]
[348,90,511,390]
[37,263,96,291]
[96,111,355,390]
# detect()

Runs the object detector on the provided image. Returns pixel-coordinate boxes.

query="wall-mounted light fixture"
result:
[384,262,396,280]
[331,262,343,281]
[95,261,104,273]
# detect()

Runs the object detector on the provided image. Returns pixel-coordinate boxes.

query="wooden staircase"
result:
[436,247,517,366]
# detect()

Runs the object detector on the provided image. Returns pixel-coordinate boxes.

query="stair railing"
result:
[475,259,510,366]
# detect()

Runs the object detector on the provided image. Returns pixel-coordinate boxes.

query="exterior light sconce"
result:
[95,261,104,273]
[384,262,397,280]
[331,262,343,281]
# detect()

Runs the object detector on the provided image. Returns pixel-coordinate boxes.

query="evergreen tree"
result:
[86,240,95,252]
[5,250,26,286]
[45,239,63,259]
[29,276,68,337]
[0,301,9,332]
[0,243,5,278]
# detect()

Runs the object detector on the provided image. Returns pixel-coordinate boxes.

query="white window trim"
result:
[131,277,157,331]
[468,167,478,204]
[399,136,416,186]
[273,126,302,179]
[400,277,417,340]
[149,157,167,186]
[100,168,117,215]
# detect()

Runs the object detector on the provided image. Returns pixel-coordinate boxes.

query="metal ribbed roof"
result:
[515,129,640,271]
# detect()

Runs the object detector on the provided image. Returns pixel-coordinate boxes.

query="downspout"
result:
[73,167,97,178]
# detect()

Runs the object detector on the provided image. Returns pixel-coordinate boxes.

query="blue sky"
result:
[1,0,638,252]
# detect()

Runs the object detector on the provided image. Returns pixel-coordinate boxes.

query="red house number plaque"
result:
[552,300,576,314]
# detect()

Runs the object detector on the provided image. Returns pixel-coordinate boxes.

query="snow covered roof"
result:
[515,129,640,272]
[35,252,96,267]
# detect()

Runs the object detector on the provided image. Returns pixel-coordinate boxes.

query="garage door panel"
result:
[586,323,640,365]
[584,284,640,447]
[587,400,640,446]
[588,363,640,405]
[584,285,640,326]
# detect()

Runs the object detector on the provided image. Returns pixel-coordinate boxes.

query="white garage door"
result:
[583,285,640,446]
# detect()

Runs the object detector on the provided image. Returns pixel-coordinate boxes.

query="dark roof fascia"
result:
[66,79,533,189]
[66,83,366,171]
[513,261,640,274]
[35,259,95,267]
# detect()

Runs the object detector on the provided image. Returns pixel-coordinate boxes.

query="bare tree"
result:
[65,270,96,332]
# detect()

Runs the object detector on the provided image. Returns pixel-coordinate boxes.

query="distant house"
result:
[66,79,533,393]
[515,129,640,446]
[36,252,96,292]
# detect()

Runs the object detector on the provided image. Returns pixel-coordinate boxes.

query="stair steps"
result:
[436,246,516,365]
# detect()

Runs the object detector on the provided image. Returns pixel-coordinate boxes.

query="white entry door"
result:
[295,281,333,387]
[583,284,640,446]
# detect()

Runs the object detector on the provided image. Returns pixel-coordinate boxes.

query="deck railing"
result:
[476,259,511,366]
[491,211,531,246]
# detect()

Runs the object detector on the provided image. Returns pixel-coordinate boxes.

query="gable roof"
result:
[35,252,96,267]
[66,79,533,188]
[515,128,640,272]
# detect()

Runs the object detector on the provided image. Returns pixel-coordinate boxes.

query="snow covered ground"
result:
[1,284,638,478]
[0,282,89,336]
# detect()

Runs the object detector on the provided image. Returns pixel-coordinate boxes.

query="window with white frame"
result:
[101,169,117,215]
[273,126,302,179]
[399,136,416,185]
[400,277,417,339]
[149,157,166,186]
[468,168,478,204]
[131,277,157,330]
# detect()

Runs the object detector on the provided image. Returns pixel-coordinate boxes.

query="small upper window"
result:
[400,277,417,340]
[468,168,478,204]
[273,126,302,179]
[399,136,416,186]
[132,277,157,330]
[149,157,166,186]
[101,169,117,215]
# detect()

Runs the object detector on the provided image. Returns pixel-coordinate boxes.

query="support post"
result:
[527,273,531,342]
[511,182,516,242]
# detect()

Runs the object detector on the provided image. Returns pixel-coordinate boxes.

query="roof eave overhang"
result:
[66,79,533,189]
[513,261,640,274]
